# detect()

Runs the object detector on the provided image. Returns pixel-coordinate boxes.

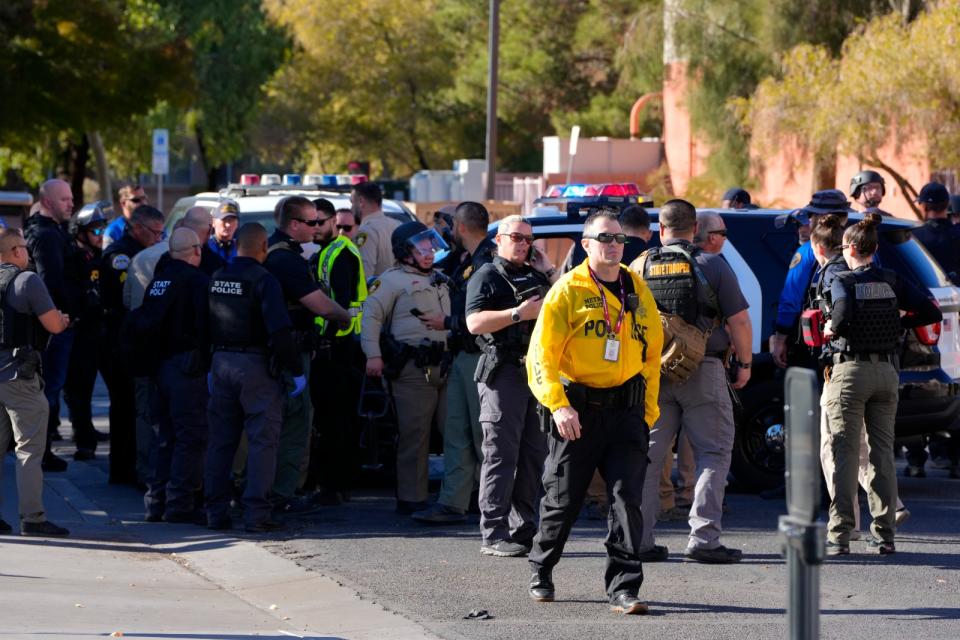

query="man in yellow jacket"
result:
[525,210,663,616]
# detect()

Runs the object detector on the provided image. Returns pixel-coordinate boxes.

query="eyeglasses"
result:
[337,225,354,232]
[498,232,535,245]
[292,218,321,227]
[709,229,728,237]
[584,232,628,244]
[140,225,165,239]
[87,227,104,236]
[129,196,146,204]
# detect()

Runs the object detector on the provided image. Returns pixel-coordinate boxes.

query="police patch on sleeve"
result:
[355,231,368,247]
[368,278,381,294]
[788,252,802,269]
[111,254,130,271]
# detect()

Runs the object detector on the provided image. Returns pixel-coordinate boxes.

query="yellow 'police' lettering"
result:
[647,263,691,276]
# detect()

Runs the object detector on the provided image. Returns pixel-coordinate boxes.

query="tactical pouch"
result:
[800,309,826,347]
[660,313,710,385]
[536,403,555,435]
[13,347,40,380]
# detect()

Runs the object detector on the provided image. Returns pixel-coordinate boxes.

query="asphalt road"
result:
[266,469,960,640]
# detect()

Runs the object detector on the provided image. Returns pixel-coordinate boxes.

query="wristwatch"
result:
[511,308,521,323]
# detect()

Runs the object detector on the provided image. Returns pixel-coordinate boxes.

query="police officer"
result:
[352,181,401,278]
[307,198,366,504]
[63,200,109,461]
[526,210,662,614]
[849,169,887,212]
[205,223,304,533]
[412,202,496,524]
[460,215,556,554]
[631,199,752,564]
[206,199,239,267]
[805,216,911,539]
[24,178,83,472]
[0,228,71,536]
[361,221,451,513]
[720,187,754,209]
[139,228,210,524]
[103,183,148,249]
[770,190,854,369]
[264,196,350,515]
[911,182,960,284]
[822,214,941,555]
[101,204,165,485]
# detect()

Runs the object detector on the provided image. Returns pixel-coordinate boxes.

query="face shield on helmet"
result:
[75,200,113,228]
[406,228,449,259]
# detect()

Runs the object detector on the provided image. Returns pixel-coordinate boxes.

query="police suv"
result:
[165,173,417,256]
[511,184,960,491]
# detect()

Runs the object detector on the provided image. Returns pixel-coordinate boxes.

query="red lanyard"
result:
[588,268,626,336]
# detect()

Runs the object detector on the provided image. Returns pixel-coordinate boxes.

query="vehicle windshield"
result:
[877,229,952,289]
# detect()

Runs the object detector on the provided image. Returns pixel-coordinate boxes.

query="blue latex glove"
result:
[207,372,214,396]
[290,375,307,398]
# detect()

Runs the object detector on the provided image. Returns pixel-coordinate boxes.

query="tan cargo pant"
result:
[821,359,899,544]
[391,361,446,503]
[0,376,51,523]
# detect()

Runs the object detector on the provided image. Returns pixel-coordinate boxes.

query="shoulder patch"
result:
[462,265,473,279]
[788,252,802,269]
[356,232,368,247]
[368,278,381,294]
[111,254,130,271]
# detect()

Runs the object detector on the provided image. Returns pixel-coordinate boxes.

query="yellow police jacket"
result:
[526,260,663,427]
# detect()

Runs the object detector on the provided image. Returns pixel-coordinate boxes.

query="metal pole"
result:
[484,0,500,201]
[157,174,163,214]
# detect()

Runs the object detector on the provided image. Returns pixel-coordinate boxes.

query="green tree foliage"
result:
[738,2,957,218]
[0,0,191,189]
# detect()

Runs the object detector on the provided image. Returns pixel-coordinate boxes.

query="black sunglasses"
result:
[292,217,321,227]
[129,196,146,204]
[337,224,354,231]
[584,232,628,244]
[709,229,728,237]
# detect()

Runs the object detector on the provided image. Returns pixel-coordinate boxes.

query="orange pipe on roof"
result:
[630,92,663,140]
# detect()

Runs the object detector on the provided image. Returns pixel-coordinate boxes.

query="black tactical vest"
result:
[835,270,901,354]
[0,265,48,350]
[208,263,271,348]
[642,242,706,324]
[482,262,549,352]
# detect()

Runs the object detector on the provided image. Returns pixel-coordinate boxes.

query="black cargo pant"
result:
[63,321,103,453]
[144,352,209,518]
[308,338,363,493]
[102,340,138,485]
[529,400,649,599]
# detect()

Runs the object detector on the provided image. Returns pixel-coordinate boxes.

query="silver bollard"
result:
[779,367,825,640]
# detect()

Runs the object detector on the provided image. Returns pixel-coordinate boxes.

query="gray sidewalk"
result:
[1,435,438,640]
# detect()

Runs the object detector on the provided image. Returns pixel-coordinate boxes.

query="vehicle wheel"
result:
[731,380,786,492]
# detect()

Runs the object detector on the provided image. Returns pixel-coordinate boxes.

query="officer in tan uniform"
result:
[352,182,401,278]
[362,221,451,513]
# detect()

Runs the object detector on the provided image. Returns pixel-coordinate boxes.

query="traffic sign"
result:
[152,128,169,176]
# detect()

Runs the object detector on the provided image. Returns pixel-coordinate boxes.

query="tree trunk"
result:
[68,133,90,210]
[87,130,111,203]
[813,152,837,191]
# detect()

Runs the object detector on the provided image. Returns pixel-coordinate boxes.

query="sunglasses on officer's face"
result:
[292,217,320,227]
[584,232,628,244]
[336,224,354,232]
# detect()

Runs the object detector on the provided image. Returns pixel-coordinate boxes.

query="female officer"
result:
[361,222,451,514]
[821,214,940,556]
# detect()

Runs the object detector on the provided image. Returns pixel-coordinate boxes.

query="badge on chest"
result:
[604,336,620,362]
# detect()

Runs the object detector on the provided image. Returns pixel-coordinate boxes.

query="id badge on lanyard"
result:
[588,268,626,363]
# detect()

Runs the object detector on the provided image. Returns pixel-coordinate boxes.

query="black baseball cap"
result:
[916,182,949,205]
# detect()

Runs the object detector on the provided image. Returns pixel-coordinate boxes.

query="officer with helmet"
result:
[361,221,451,513]
[821,214,941,556]
[465,214,557,556]
[63,201,110,460]
[849,170,887,213]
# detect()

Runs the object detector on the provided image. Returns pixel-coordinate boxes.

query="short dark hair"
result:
[659,199,696,231]
[583,210,620,234]
[619,205,650,233]
[352,181,383,207]
[275,196,315,229]
[313,198,336,217]
[454,201,489,233]
[130,205,164,227]
[235,222,268,253]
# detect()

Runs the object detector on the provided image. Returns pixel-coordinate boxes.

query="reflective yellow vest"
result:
[315,236,367,336]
